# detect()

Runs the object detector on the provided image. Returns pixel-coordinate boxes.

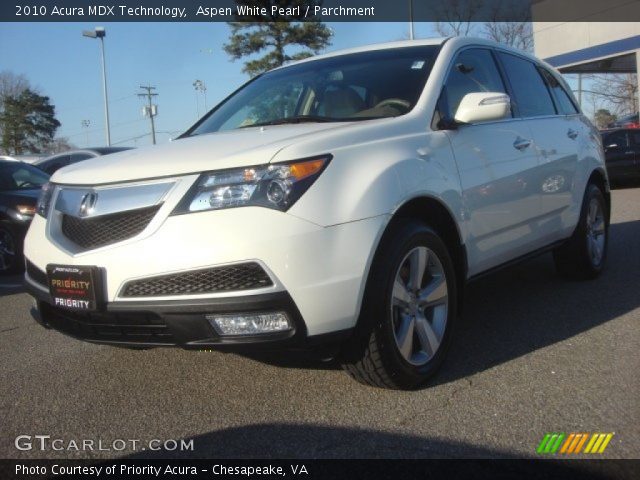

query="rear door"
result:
[624,129,640,178]
[496,52,581,245]
[602,129,633,182]
[437,47,541,275]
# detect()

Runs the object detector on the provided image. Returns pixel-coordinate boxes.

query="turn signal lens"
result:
[289,159,325,180]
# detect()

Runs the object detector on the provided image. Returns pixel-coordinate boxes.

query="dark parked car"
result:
[35,147,131,175]
[601,128,640,185]
[607,113,639,129]
[0,160,50,273]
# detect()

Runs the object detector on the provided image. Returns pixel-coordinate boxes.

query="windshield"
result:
[0,162,49,191]
[189,45,439,135]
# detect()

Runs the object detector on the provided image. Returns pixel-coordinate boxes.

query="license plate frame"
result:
[46,264,103,311]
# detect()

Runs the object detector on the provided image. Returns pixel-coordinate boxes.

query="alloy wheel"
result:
[391,246,448,366]
[585,197,606,266]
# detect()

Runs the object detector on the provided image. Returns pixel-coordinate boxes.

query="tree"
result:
[48,137,76,154]
[224,0,332,77]
[0,71,30,153]
[589,74,638,116]
[0,89,61,154]
[433,0,533,52]
[482,22,533,51]
[593,109,617,129]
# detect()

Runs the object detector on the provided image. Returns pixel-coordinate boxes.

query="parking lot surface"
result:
[1,188,638,459]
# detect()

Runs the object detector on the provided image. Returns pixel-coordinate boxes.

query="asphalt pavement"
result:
[1,188,638,460]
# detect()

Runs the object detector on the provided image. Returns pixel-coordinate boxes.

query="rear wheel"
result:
[0,222,22,275]
[553,183,608,279]
[341,220,457,389]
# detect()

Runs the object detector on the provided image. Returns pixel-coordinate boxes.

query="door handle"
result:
[567,129,579,140]
[513,137,531,150]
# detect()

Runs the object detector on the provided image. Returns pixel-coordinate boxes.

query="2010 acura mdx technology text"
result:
[24,37,610,389]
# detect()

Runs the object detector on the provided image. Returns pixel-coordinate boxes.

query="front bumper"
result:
[25,207,388,337]
[26,280,352,349]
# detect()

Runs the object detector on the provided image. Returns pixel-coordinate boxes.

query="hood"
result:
[51,123,352,185]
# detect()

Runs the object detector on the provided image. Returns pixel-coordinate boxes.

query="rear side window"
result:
[539,68,579,115]
[440,48,509,120]
[628,130,640,146]
[498,52,556,118]
[603,130,628,148]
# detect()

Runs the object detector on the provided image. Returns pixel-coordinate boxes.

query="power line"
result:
[137,85,158,145]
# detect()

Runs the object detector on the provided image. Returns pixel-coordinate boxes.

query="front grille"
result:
[26,260,47,288]
[61,205,161,250]
[121,262,273,298]
[41,303,173,343]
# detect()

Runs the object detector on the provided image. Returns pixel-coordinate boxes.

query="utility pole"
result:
[138,85,158,145]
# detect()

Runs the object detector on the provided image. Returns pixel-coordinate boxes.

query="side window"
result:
[440,48,509,121]
[498,52,556,117]
[70,153,94,163]
[628,130,640,146]
[539,68,579,115]
[603,131,628,148]
[42,155,70,174]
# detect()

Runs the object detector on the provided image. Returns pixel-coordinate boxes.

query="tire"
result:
[0,222,23,275]
[340,219,458,389]
[553,183,608,280]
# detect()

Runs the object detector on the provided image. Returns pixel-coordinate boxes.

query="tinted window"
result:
[39,155,70,175]
[191,46,439,134]
[628,130,640,146]
[0,162,49,191]
[441,48,508,120]
[539,68,579,115]
[498,53,555,117]
[603,131,628,148]
[69,153,94,163]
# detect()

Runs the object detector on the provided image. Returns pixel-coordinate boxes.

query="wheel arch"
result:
[356,195,467,329]
[392,197,467,299]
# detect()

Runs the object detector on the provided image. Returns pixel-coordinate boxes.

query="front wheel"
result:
[553,183,608,279]
[341,220,457,389]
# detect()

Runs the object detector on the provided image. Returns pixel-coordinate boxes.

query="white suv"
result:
[24,37,609,389]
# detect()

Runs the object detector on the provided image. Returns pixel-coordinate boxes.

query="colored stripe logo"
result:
[537,433,614,454]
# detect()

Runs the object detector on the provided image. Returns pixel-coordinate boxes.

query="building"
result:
[533,0,640,114]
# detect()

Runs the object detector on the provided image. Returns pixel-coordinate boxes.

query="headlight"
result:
[36,182,54,218]
[173,155,331,214]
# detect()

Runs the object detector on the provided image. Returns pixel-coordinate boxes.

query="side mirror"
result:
[454,92,511,124]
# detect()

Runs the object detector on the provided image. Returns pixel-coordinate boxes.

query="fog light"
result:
[206,312,292,336]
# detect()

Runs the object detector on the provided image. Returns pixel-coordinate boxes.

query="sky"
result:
[0,21,440,149]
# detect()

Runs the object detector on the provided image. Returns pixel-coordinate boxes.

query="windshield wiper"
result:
[240,115,338,128]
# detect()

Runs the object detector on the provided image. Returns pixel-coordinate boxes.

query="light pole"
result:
[82,27,111,146]
[81,119,90,146]
[193,80,208,117]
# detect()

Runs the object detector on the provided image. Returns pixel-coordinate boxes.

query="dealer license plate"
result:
[46,265,100,311]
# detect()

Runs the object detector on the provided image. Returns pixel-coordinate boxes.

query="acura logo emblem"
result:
[78,192,98,217]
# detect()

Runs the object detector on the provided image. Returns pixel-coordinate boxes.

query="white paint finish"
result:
[26,37,607,338]
[25,210,387,336]
[454,92,511,124]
